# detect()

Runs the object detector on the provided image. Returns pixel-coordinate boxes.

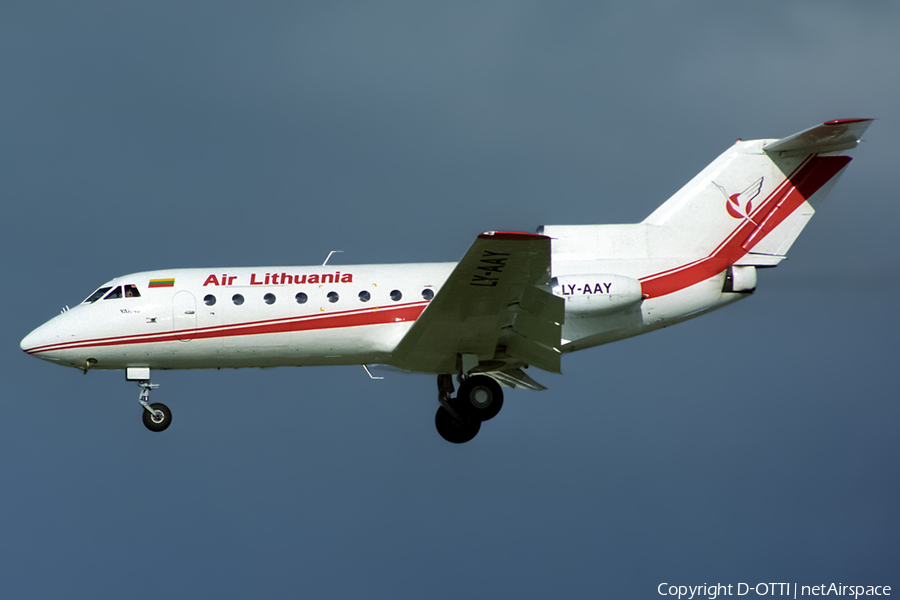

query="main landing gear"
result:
[128,368,173,432]
[434,374,504,444]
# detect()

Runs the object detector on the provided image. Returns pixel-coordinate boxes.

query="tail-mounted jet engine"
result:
[551,274,643,315]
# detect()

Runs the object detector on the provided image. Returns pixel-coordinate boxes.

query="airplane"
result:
[20,119,873,443]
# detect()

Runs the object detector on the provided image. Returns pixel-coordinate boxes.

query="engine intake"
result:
[723,265,757,294]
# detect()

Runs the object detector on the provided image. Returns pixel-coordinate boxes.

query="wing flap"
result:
[485,367,548,391]
[505,308,562,348]
[505,333,561,374]
[518,286,565,324]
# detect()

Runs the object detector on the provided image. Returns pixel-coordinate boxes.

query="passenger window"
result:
[327,291,339,303]
[204,294,216,306]
[422,289,434,300]
[295,292,308,304]
[390,290,402,302]
[232,294,244,306]
[84,287,112,304]
[104,286,123,300]
[264,293,276,305]
[124,285,141,298]
[358,291,371,302]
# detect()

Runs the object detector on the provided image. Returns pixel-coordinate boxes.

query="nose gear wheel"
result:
[142,402,172,432]
[137,380,173,432]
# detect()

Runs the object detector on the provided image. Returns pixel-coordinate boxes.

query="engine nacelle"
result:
[723,265,757,293]
[552,274,643,315]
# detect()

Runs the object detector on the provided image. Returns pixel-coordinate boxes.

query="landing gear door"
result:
[173,291,196,341]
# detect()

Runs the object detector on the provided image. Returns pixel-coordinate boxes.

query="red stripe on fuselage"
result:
[639,155,851,299]
[25,302,429,355]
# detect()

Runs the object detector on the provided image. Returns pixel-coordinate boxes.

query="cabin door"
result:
[173,291,197,341]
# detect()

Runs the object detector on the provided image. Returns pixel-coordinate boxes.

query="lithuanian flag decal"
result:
[149,278,176,288]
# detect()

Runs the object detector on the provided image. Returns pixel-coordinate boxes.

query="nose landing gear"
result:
[128,368,173,432]
[138,381,172,432]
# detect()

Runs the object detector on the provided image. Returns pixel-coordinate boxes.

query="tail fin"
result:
[642,119,873,267]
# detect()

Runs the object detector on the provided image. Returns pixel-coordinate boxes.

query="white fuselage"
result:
[20,244,744,374]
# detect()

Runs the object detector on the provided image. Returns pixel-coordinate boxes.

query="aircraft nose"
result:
[21,319,62,355]
[20,330,33,352]
[22,312,86,369]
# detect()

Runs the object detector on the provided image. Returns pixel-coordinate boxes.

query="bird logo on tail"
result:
[715,177,764,225]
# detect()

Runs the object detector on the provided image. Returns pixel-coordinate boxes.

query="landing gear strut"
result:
[433,373,504,444]
[137,380,172,432]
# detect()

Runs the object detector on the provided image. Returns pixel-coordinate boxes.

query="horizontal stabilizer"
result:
[764,119,873,156]
[733,252,786,267]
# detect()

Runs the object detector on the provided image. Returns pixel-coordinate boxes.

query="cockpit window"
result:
[104,286,123,300]
[124,285,141,298]
[84,287,112,304]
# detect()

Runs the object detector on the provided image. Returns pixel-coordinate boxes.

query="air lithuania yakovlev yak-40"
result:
[21,119,873,443]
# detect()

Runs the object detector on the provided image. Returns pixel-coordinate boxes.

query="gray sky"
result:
[3,2,898,598]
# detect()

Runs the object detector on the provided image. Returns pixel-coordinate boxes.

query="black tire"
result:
[456,375,504,421]
[142,402,172,432]
[435,403,480,444]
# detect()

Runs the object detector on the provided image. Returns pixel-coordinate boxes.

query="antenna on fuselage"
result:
[362,365,384,380]
[323,250,343,266]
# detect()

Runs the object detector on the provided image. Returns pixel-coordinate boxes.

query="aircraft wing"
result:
[391,231,564,376]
